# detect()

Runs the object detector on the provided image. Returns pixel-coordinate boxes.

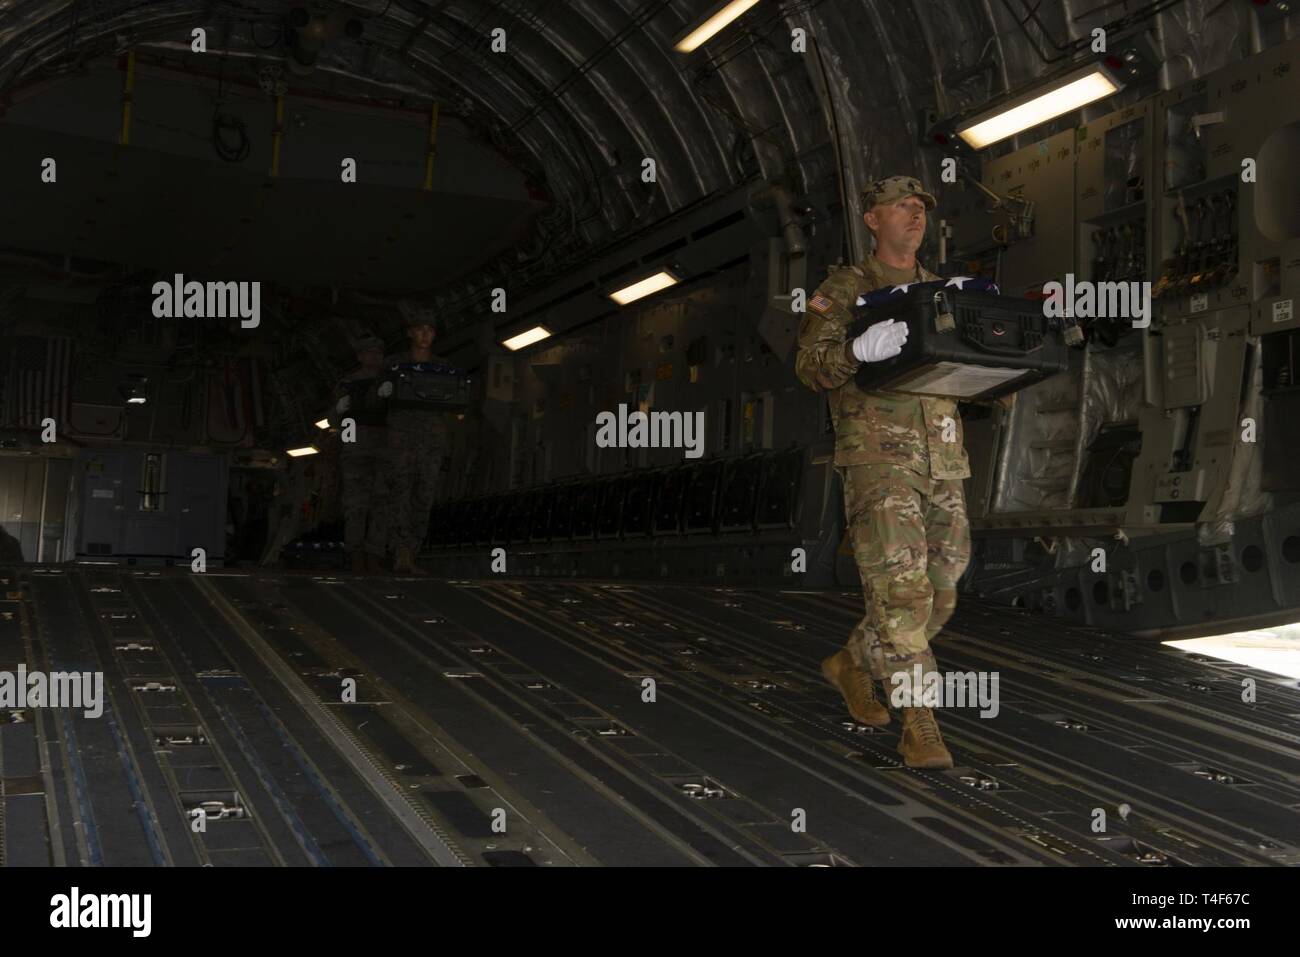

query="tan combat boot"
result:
[898,707,954,769]
[350,550,368,575]
[393,545,428,576]
[821,650,890,727]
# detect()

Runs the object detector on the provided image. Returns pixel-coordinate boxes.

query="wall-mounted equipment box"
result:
[76,449,228,563]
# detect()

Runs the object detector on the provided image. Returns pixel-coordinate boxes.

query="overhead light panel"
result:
[956,64,1122,150]
[501,326,552,351]
[119,374,149,406]
[673,0,760,53]
[608,270,680,306]
[314,418,331,430]
[286,445,319,457]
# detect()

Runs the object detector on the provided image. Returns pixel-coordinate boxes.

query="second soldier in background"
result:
[336,335,388,575]
[366,302,453,574]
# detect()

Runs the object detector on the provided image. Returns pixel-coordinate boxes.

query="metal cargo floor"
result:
[2,566,1297,867]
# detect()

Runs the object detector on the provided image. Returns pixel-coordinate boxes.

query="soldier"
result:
[364,302,452,575]
[335,335,388,575]
[0,523,23,563]
[796,174,996,769]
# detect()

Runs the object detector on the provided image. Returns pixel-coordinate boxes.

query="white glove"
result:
[851,319,908,363]
[335,395,351,413]
[377,381,394,398]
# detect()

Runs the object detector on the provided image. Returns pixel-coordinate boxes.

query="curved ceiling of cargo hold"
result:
[0,0,1257,303]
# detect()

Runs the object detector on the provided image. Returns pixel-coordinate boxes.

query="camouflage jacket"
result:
[333,368,387,452]
[795,256,971,480]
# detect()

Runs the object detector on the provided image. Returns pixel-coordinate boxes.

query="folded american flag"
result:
[854,276,1000,310]
[391,362,464,375]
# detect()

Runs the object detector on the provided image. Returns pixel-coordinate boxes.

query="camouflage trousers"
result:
[365,430,442,555]
[839,463,970,707]
[340,448,385,555]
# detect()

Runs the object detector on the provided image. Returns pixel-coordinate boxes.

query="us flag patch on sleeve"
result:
[808,294,832,313]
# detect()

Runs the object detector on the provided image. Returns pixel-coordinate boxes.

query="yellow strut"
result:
[119,50,136,146]
[270,94,284,178]
[423,101,440,191]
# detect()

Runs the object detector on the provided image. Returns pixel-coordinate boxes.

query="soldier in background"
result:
[0,523,23,563]
[365,303,452,575]
[795,175,979,769]
[335,335,388,575]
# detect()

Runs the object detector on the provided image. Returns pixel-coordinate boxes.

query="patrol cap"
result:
[860,175,936,212]
[353,336,385,354]
[398,299,438,329]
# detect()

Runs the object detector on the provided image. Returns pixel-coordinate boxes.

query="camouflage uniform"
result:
[795,212,972,706]
[0,523,24,563]
[336,364,388,557]
[364,348,450,555]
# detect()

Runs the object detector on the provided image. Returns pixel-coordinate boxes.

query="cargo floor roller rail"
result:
[1,565,1296,867]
